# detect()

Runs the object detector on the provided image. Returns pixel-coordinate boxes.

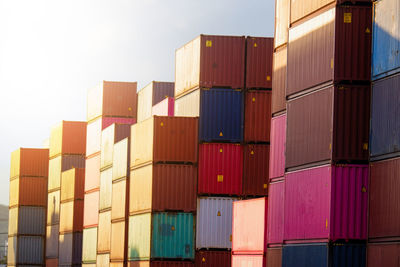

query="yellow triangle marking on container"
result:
[202,258,206,262]
[263,183,268,189]
[217,175,223,182]
[254,43,258,47]
[362,186,367,193]
[267,76,271,81]
[252,97,256,102]
[219,132,223,136]
[219,148,223,153]
[251,150,254,155]
[365,28,371,33]
[217,211,221,216]
[160,122,164,127]
[363,143,368,150]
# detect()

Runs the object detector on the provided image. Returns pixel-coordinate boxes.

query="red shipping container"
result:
[269,114,286,180]
[49,121,87,158]
[244,90,272,143]
[271,46,287,114]
[128,262,194,267]
[267,247,282,267]
[232,254,266,267]
[243,144,269,196]
[195,250,231,267]
[287,6,372,97]
[267,180,285,246]
[198,143,243,196]
[83,190,99,228]
[85,153,101,193]
[10,148,49,178]
[246,37,273,89]
[367,242,400,267]
[232,198,268,254]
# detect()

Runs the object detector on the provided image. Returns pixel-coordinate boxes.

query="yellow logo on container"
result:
[219,132,223,136]
[252,97,256,102]
[202,258,206,262]
[217,175,223,182]
[160,122,164,127]
[217,211,221,216]
[344,13,352,23]
[219,148,223,153]
[267,75,271,81]
[206,40,212,47]
[263,184,268,189]
[251,150,254,155]
[128,107,132,111]
[365,28,371,34]
[363,143,368,150]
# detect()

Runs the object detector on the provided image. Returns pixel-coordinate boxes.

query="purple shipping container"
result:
[269,114,286,180]
[267,180,285,246]
[284,164,368,242]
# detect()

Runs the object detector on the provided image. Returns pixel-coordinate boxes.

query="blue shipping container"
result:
[199,88,243,142]
[282,243,366,267]
[370,73,400,160]
[372,0,400,80]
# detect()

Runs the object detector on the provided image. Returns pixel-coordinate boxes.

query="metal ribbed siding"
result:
[152,82,175,106]
[48,154,85,191]
[196,197,236,249]
[59,232,83,265]
[269,114,286,180]
[10,148,49,179]
[9,206,46,236]
[267,180,285,245]
[49,121,87,158]
[267,247,283,267]
[195,250,231,267]
[97,211,111,253]
[99,168,113,211]
[82,227,98,263]
[112,138,129,181]
[243,144,270,196]
[367,242,400,267]
[46,224,59,258]
[274,0,289,49]
[9,176,48,207]
[8,236,45,265]
[245,37,273,89]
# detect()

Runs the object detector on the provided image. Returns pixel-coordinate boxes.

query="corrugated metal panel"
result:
[46,258,58,267]
[286,85,370,169]
[60,200,84,233]
[196,197,236,249]
[244,90,271,142]
[198,144,243,195]
[272,46,287,114]
[284,165,368,242]
[101,124,131,169]
[152,82,175,106]
[49,154,85,191]
[83,190,99,228]
[9,176,47,207]
[49,121,87,158]
[231,254,265,267]
[174,89,200,117]
[274,0,289,48]
[111,178,127,220]
[200,88,243,142]
[85,153,101,192]
[369,157,400,240]
[243,144,269,196]
[12,206,46,235]
[59,232,83,266]
[131,117,198,168]
[287,6,372,97]
[267,247,282,267]
[175,35,245,97]
[99,168,113,211]
[245,37,273,89]
[86,118,102,157]
[372,0,400,80]
[98,211,112,253]
[113,138,129,181]
[152,97,174,117]
[73,232,83,265]
[10,236,45,265]
[110,221,127,261]
[82,227,98,263]
[267,180,285,245]
[10,148,49,178]
[46,224,59,258]
[269,114,286,180]
[195,250,231,267]
[128,262,195,267]
[61,168,85,202]
[128,213,151,261]
[102,117,136,130]
[47,190,60,225]
[130,164,197,215]
[370,73,400,160]
[367,242,400,267]
[97,253,110,267]
[138,82,154,123]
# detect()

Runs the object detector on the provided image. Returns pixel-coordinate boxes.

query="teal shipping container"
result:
[128,212,195,261]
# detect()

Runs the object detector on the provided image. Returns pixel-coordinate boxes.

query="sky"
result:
[0,0,274,206]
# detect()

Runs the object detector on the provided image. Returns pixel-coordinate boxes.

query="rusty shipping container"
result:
[369,157,400,241]
[272,46,287,114]
[286,85,370,170]
[267,247,282,267]
[274,0,289,48]
[10,148,49,178]
[287,6,372,97]
[128,262,194,267]
[245,37,273,89]
[269,114,286,180]
[243,144,270,196]
[244,90,271,143]
[195,250,231,267]
[130,164,196,215]
[175,34,245,97]
[48,154,85,192]
[367,242,400,267]
[9,176,47,207]
[101,123,131,169]
[49,121,87,158]
[130,116,198,168]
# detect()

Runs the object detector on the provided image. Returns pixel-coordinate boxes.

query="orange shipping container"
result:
[10,148,49,178]
[46,258,58,267]
[61,168,85,202]
[9,176,47,207]
[59,200,84,233]
[97,211,112,253]
[49,121,87,158]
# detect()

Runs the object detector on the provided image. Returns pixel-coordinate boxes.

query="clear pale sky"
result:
[0,0,274,206]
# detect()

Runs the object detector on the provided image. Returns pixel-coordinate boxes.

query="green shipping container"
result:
[82,227,98,263]
[128,212,195,260]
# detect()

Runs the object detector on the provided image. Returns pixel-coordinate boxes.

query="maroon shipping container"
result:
[198,143,243,196]
[244,90,272,143]
[267,180,285,246]
[267,247,282,267]
[243,144,269,196]
[246,37,273,89]
[195,250,231,267]
[272,46,287,114]
[128,262,194,267]
[369,158,400,241]
[269,114,286,180]
[367,242,400,267]
[287,6,372,97]
[286,85,370,170]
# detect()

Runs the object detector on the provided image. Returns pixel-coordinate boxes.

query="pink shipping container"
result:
[284,165,368,242]
[198,143,243,196]
[83,190,100,228]
[232,197,268,254]
[269,114,286,180]
[152,97,174,117]
[85,153,101,193]
[231,254,266,267]
[267,180,285,246]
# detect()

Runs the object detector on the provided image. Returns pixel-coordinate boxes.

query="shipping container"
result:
[61,168,85,202]
[370,73,400,160]
[49,121,87,158]
[128,212,195,260]
[232,197,268,254]
[103,117,136,130]
[287,6,372,97]
[59,200,84,233]
[243,144,269,196]
[198,143,243,196]
[195,250,231,267]
[131,116,198,168]
[9,176,47,207]
[87,81,138,122]
[97,253,110,267]
[10,148,49,179]
[286,85,370,170]
[271,46,287,114]
[110,221,128,261]
[46,224,59,258]
[152,97,175,117]
[282,243,366,267]
[284,165,368,242]
[59,232,82,266]
[274,0,289,48]
[130,164,196,215]
[245,37,273,89]
[8,236,44,265]
[267,247,282,267]
[369,157,400,240]
[48,154,85,191]
[174,89,200,117]
[175,35,245,97]
[196,197,236,249]
[85,153,101,192]
[267,180,285,246]
[82,227,98,263]
[99,168,113,211]
[128,262,194,267]
[138,81,175,122]
[101,123,131,169]
[111,178,128,220]
[244,91,271,142]
[47,190,60,225]
[98,211,112,253]
[83,190,99,228]
[113,138,129,181]
[46,258,58,267]
[372,0,400,80]
[269,114,286,180]
[9,206,46,236]
[231,254,265,267]
[367,242,400,267]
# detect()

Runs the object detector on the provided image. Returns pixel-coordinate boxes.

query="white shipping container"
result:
[112,138,129,181]
[82,227,98,263]
[86,118,102,156]
[97,253,110,267]
[137,82,153,123]
[174,89,200,117]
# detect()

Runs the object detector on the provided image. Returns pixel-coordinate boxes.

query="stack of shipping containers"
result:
[8,148,49,266]
[367,0,400,265]
[46,121,87,267]
[83,81,138,266]
[282,0,371,265]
